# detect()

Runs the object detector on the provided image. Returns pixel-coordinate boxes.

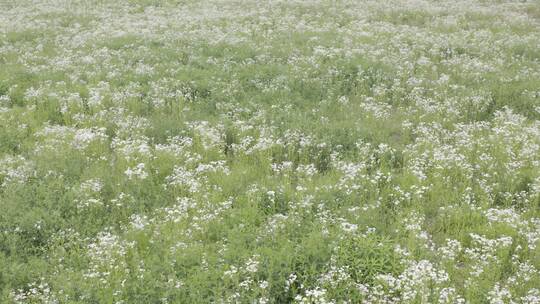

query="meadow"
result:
[1,0,540,302]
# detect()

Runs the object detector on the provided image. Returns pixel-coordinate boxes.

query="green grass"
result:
[1,0,540,303]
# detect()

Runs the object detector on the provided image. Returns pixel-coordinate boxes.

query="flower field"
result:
[1,0,540,302]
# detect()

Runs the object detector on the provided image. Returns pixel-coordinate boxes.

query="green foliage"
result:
[1,0,540,303]
[336,234,404,284]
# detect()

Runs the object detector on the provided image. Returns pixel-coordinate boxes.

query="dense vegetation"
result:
[1,0,540,302]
